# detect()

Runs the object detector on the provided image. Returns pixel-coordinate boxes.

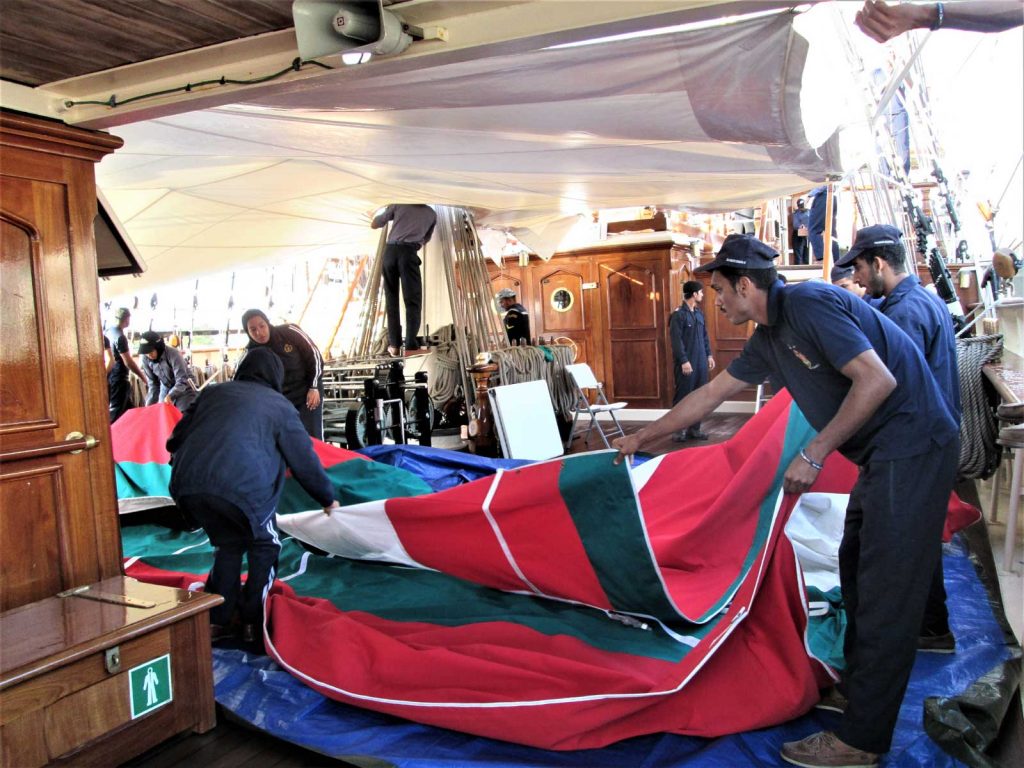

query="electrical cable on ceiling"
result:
[62,58,333,109]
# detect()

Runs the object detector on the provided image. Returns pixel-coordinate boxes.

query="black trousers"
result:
[108,375,132,423]
[382,242,423,349]
[836,438,959,754]
[297,392,324,440]
[672,363,708,433]
[175,493,281,629]
[792,235,808,265]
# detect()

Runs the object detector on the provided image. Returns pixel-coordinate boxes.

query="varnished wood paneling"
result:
[0,464,66,611]
[603,262,658,330]
[539,269,585,333]
[601,258,668,407]
[0,216,49,425]
[609,338,662,400]
[1,113,124,605]
[0,0,295,86]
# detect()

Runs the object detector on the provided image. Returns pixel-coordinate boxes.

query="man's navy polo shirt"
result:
[880,274,961,422]
[727,280,958,464]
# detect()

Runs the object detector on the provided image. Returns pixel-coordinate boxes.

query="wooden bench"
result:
[0,575,222,766]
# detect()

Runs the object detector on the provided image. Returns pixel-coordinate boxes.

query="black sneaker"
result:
[241,623,266,654]
[918,631,956,653]
[210,623,238,643]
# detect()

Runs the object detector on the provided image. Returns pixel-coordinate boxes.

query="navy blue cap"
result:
[695,234,779,273]
[835,224,903,267]
[830,264,854,283]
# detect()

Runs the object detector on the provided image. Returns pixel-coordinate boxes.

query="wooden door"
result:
[600,257,669,407]
[695,273,757,400]
[533,262,596,366]
[0,113,123,611]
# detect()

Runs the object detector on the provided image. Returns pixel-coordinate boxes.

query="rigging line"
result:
[62,58,333,109]
[994,154,1024,212]
[871,31,933,129]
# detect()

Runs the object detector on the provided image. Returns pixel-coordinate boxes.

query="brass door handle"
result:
[0,432,99,462]
[65,431,99,454]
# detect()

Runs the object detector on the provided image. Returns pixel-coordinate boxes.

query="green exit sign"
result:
[128,653,173,719]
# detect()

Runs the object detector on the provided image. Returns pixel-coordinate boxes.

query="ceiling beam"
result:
[40,0,798,129]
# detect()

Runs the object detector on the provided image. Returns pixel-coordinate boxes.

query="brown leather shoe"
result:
[781,731,879,768]
[813,687,848,714]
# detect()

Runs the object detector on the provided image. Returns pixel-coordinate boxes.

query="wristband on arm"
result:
[799,448,824,472]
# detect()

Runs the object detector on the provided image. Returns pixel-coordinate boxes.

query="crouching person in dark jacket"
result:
[166,347,339,649]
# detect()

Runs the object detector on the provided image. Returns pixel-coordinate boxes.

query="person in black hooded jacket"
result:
[241,308,325,439]
[167,346,338,646]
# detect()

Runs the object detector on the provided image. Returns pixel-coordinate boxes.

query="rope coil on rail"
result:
[957,333,1003,479]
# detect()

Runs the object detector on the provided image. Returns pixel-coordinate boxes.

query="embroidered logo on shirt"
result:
[787,344,820,370]
[283,343,294,353]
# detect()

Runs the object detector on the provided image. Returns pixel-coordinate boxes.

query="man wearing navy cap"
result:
[792,198,810,265]
[669,280,715,441]
[614,233,959,768]
[838,223,961,655]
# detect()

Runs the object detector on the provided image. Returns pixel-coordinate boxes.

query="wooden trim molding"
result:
[0,110,123,161]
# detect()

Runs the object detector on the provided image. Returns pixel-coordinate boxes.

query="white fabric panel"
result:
[277,504,422,568]
[784,492,846,593]
[98,11,867,294]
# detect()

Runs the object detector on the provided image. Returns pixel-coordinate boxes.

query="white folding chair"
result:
[564,363,627,449]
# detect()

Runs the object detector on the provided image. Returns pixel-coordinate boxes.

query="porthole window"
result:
[550,288,574,312]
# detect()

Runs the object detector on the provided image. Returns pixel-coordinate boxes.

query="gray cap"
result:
[495,288,517,299]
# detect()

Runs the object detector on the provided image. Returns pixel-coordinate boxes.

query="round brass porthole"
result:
[550,288,575,312]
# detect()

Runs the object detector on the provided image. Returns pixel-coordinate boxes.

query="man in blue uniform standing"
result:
[669,280,715,441]
[371,204,438,356]
[792,198,810,265]
[837,223,961,654]
[167,347,338,648]
[613,234,959,768]
[809,185,840,263]
[495,288,531,345]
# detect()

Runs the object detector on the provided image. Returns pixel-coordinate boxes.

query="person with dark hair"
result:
[614,233,959,768]
[370,203,438,356]
[105,307,147,423]
[830,264,867,299]
[808,186,840,263]
[669,280,715,441]
[495,287,531,345]
[241,309,325,439]
[837,223,961,655]
[792,198,810,265]
[138,330,197,412]
[166,347,338,647]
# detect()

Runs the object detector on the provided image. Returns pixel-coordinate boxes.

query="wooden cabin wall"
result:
[489,241,753,408]
[490,240,759,407]
[0,111,124,611]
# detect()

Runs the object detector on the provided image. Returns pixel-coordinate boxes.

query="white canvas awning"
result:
[98,7,872,293]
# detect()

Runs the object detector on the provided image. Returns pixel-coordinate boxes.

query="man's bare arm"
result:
[613,370,747,463]
[856,1,1023,43]
[121,351,147,382]
[782,349,896,493]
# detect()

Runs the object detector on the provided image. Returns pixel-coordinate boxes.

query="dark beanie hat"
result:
[138,330,165,356]
[235,347,284,392]
[241,309,271,340]
[683,280,703,298]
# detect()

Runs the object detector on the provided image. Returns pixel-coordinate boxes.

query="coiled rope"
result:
[489,345,577,419]
[957,334,1003,479]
